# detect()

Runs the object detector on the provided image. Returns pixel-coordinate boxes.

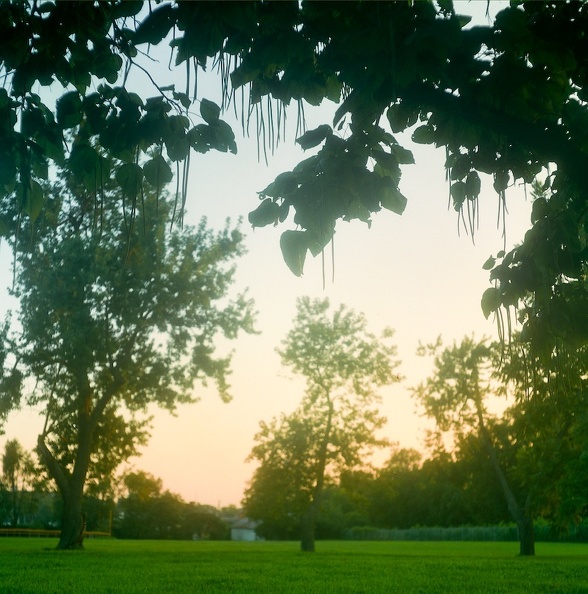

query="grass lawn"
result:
[0,539,587,593]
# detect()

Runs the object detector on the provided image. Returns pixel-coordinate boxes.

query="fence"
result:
[0,528,111,538]
[345,524,588,543]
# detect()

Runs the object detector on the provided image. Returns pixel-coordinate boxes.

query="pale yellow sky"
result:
[131,131,530,506]
[0,1,530,507]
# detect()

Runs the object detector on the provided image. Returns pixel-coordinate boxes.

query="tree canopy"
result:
[1,176,255,548]
[244,297,400,551]
[413,336,536,555]
[413,335,588,555]
[0,1,587,352]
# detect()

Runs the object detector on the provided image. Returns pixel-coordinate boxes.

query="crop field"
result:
[1,539,587,593]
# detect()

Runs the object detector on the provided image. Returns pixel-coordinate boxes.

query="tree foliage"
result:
[115,471,228,540]
[0,439,40,527]
[495,342,588,532]
[0,1,587,351]
[1,178,254,548]
[244,297,400,551]
[413,336,538,555]
[414,338,588,554]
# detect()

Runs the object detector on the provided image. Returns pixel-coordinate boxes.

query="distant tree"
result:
[369,447,425,530]
[496,343,588,534]
[244,297,401,552]
[413,337,535,555]
[183,504,228,541]
[1,180,255,549]
[0,439,39,527]
[115,471,165,539]
[115,471,227,540]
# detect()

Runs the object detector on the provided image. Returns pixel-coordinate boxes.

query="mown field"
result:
[1,539,587,594]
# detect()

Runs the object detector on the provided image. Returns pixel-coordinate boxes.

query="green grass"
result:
[1,539,588,593]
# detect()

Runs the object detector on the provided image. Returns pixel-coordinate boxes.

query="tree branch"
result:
[36,433,70,498]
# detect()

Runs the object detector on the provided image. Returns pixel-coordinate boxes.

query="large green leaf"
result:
[211,120,237,154]
[481,287,501,319]
[133,4,175,45]
[465,170,481,200]
[143,155,173,188]
[450,181,467,210]
[380,185,408,215]
[56,91,82,129]
[386,103,418,133]
[248,199,280,228]
[296,125,332,150]
[450,154,471,181]
[116,163,144,200]
[411,125,436,145]
[280,230,308,277]
[390,144,415,165]
[200,99,221,124]
[482,256,496,271]
[261,172,299,199]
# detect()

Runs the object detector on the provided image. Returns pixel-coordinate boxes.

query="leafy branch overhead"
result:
[0,1,587,349]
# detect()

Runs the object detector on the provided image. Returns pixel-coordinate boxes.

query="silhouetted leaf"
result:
[112,1,142,18]
[248,199,280,228]
[56,91,82,129]
[482,256,496,271]
[280,230,308,276]
[450,181,467,210]
[465,171,481,199]
[116,163,143,200]
[390,144,415,165]
[380,185,407,215]
[386,103,418,133]
[481,287,501,318]
[450,154,471,180]
[492,172,509,194]
[143,155,173,187]
[261,172,299,198]
[134,4,175,45]
[200,98,221,124]
[296,125,332,150]
[411,125,435,145]
[211,120,237,154]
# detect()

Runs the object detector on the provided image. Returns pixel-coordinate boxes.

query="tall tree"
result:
[244,297,400,551]
[1,179,255,549]
[413,336,535,555]
[496,342,588,534]
[0,1,587,351]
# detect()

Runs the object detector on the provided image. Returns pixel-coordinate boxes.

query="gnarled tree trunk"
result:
[37,408,95,550]
[58,488,86,550]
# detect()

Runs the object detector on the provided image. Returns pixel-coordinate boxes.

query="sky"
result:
[0,1,532,507]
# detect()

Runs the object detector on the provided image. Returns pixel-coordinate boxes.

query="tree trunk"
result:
[37,412,94,550]
[300,505,316,552]
[517,512,535,556]
[299,396,334,553]
[57,487,86,550]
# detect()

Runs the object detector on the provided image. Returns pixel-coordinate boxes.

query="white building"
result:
[230,518,262,542]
